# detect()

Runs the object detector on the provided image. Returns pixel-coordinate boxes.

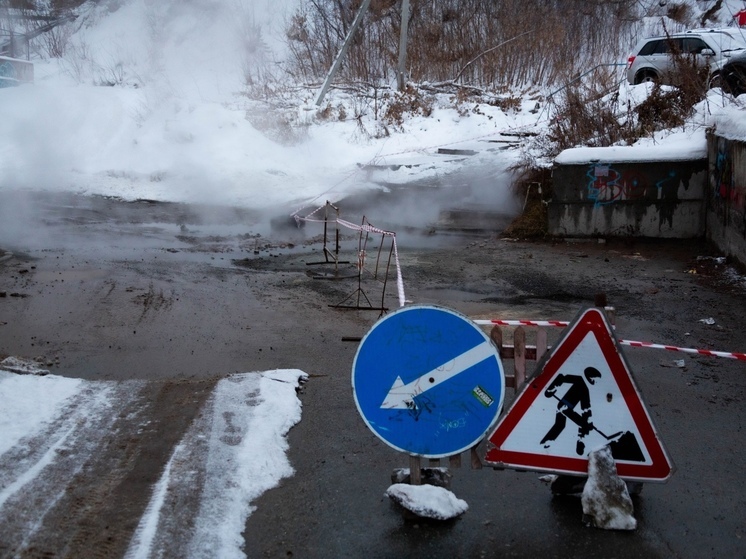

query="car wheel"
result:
[723,63,746,97]
[634,70,658,85]
[708,71,722,89]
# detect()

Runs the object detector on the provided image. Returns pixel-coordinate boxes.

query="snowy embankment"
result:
[1,0,744,226]
[0,368,307,559]
[0,73,537,215]
[0,0,542,220]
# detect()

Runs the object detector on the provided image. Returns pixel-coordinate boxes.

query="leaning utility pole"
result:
[315,0,373,106]
[396,0,410,91]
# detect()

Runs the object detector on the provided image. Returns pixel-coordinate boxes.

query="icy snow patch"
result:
[0,371,83,456]
[581,446,636,531]
[386,483,468,520]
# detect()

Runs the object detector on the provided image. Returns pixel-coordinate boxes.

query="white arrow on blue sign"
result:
[352,305,505,458]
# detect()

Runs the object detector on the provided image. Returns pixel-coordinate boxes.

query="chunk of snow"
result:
[385,483,468,520]
[581,446,636,531]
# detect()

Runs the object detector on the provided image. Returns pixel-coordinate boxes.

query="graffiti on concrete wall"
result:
[0,61,17,87]
[586,163,685,228]
[586,164,681,205]
[711,136,746,236]
[0,57,33,85]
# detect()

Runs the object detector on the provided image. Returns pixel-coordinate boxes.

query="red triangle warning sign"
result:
[484,307,674,482]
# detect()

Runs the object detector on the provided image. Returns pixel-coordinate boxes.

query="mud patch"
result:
[685,255,746,293]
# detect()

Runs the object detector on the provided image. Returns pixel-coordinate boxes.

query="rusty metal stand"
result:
[306,201,353,279]
[330,216,392,315]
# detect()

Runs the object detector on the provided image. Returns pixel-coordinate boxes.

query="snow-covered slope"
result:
[0,0,743,217]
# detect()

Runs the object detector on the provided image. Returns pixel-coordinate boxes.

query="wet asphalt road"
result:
[1,189,745,558]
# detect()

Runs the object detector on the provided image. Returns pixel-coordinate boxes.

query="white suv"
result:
[626,28,746,87]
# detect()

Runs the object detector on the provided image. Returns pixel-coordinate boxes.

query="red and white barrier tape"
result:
[293,214,407,308]
[473,319,746,361]
[335,218,406,308]
[474,319,569,327]
[617,341,746,361]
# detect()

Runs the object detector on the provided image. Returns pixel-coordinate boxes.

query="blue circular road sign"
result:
[352,305,505,458]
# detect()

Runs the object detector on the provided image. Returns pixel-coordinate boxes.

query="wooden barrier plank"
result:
[449,453,462,468]
[514,326,526,389]
[489,325,503,352]
[499,347,539,360]
[537,328,548,362]
[470,446,483,469]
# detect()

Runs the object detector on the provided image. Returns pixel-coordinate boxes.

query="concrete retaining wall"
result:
[707,133,746,265]
[0,56,34,87]
[549,148,708,238]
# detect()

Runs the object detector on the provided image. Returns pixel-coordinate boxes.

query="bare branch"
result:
[451,29,535,84]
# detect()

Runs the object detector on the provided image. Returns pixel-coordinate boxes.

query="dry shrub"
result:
[316,103,334,121]
[547,85,636,152]
[382,85,433,125]
[502,165,553,239]
[635,85,694,135]
[490,95,522,113]
[285,0,640,89]
[449,88,475,117]
[540,62,642,154]
[634,43,707,134]
[700,0,723,26]
[666,2,692,24]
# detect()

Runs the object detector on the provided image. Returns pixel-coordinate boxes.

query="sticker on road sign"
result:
[484,307,673,482]
[352,305,505,458]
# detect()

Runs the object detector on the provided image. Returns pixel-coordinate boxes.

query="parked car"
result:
[721,49,746,96]
[626,28,746,87]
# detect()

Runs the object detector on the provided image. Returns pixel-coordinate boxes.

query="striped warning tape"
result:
[472,319,746,361]
[474,319,569,327]
[617,341,746,361]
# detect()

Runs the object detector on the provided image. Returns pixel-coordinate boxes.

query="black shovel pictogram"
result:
[550,394,645,462]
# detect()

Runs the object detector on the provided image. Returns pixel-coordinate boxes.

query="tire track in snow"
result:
[126,370,307,559]
[0,370,306,558]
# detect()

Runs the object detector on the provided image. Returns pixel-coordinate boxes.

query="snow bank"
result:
[555,139,707,164]
[711,102,746,141]
[0,370,83,456]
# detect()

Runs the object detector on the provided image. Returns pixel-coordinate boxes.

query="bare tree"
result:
[284,0,641,89]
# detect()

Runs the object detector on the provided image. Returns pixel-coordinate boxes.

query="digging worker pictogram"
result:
[539,367,602,456]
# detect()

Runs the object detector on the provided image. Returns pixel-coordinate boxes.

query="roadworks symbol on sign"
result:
[484,307,674,482]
